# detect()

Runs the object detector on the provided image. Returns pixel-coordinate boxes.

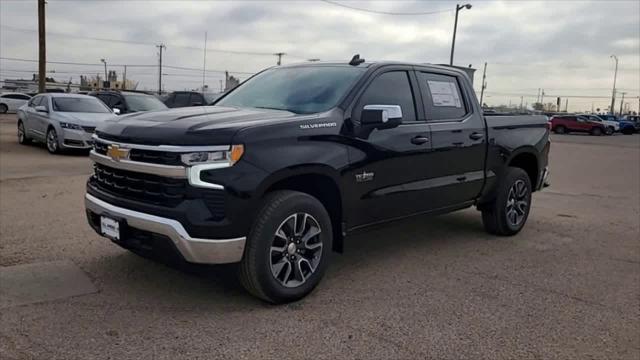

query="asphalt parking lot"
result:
[0,113,638,359]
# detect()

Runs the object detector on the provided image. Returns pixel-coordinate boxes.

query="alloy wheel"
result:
[505,179,528,227]
[270,213,323,288]
[47,130,58,152]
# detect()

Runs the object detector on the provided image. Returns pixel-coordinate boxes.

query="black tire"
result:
[622,127,634,135]
[554,126,566,134]
[481,167,532,236]
[605,126,614,135]
[46,127,61,154]
[590,127,603,136]
[239,190,332,303]
[0,104,7,114]
[17,120,31,145]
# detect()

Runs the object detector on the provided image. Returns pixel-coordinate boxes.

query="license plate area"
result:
[100,216,121,241]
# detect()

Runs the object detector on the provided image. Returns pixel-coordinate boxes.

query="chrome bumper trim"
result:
[90,150,187,178]
[92,135,230,152]
[85,194,245,264]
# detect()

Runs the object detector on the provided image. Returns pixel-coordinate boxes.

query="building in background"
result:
[224,71,240,92]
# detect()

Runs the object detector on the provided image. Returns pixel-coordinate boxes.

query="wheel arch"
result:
[258,165,345,253]
[506,149,539,189]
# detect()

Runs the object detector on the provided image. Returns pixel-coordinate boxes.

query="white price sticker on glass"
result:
[427,80,462,108]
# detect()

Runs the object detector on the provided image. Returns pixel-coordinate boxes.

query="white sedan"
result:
[0,92,31,113]
[580,114,619,134]
[17,93,118,154]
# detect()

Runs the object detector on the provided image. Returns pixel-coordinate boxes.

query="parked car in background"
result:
[0,92,31,113]
[89,90,167,114]
[164,91,222,108]
[550,115,606,135]
[619,115,640,135]
[17,93,117,154]
[578,114,619,135]
[598,114,618,122]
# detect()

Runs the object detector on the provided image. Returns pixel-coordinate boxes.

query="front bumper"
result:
[61,129,93,149]
[85,193,246,264]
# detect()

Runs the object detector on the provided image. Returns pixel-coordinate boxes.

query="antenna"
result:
[349,54,365,66]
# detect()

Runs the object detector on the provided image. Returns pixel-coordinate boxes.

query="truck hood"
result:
[95,106,298,145]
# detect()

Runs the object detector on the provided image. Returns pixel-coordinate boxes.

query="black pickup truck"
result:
[85,59,550,303]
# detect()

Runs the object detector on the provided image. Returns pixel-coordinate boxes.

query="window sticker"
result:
[427,80,462,108]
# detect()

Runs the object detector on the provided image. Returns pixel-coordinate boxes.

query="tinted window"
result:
[217,66,366,114]
[419,72,467,121]
[52,97,110,113]
[189,93,204,105]
[2,94,30,100]
[357,71,417,122]
[95,94,112,107]
[173,93,190,107]
[164,94,175,107]
[122,94,167,112]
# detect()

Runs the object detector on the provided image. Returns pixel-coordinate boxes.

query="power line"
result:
[320,0,452,15]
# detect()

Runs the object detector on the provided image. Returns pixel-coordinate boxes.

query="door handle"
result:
[469,132,484,140]
[411,136,430,145]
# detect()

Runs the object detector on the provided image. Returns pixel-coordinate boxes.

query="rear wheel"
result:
[17,120,31,145]
[605,126,614,135]
[554,126,566,134]
[590,127,603,136]
[481,167,532,236]
[0,104,8,114]
[239,190,332,303]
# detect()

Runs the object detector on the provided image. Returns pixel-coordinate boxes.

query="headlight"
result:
[60,122,83,130]
[180,144,244,167]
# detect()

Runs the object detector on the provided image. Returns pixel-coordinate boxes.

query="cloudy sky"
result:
[1,0,639,112]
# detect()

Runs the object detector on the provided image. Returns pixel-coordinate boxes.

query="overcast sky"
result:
[1,0,639,112]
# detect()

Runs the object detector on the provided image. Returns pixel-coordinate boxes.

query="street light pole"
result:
[449,3,472,66]
[609,55,618,115]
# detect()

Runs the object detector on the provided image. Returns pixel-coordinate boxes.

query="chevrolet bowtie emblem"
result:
[106,144,130,162]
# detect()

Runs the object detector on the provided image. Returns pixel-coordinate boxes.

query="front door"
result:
[344,67,433,228]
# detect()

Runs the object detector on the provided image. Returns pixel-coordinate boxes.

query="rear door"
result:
[416,70,486,208]
[189,93,204,106]
[345,67,433,227]
[173,92,190,107]
[24,96,43,138]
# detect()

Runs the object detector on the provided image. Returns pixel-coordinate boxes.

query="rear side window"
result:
[189,93,204,105]
[357,71,417,122]
[96,94,114,107]
[3,94,30,100]
[174,93,190,107]
[418,72,467,121]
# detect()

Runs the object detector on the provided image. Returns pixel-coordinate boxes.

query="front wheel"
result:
[554,126,566,134]
[46,128,61,154]
[239,190,332,303]
[605,126,614,135]
[481,167,532,236]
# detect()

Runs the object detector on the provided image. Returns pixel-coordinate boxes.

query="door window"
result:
[356,71,416,122]
[189,93,204,105]
[418,72,468,121]
[28,96,42,107]
[174,93,190,107]
[96,94,113,107]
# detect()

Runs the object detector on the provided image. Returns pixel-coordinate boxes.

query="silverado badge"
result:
[106,144,130,162]
[355,171,374,183]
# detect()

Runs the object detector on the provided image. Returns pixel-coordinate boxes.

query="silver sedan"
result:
[17,93,118,154]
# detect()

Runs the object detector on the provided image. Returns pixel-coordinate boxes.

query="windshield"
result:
[216,66,366,114]
[52,97,111,113]
[124,94,167,112]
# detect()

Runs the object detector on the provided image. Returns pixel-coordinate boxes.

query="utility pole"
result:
[202,32,207,92]
[122,65,127,90]
[541,89,545,106]
[536,88,541,104]
[37,0,46,93]
[274,52,286,66]
[479,62,487,107]
[610,55,618,115]
[565,99,568,112]
[100,59,108,88]
[449,3,472,66]
[619,92,626,116]
[156,43,166,94]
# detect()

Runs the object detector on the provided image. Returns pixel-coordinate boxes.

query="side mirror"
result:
[361,105,402,126]
[34,105,48,113]
[112,108,121,115]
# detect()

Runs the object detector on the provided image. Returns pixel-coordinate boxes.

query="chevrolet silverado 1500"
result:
[85,58,550,303]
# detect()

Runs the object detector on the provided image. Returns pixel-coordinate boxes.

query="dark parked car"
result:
[164,91,222,108]
[86,59,550,303]
[550,115,607,135]
[89,90,167,114]
[619,115,640,134]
